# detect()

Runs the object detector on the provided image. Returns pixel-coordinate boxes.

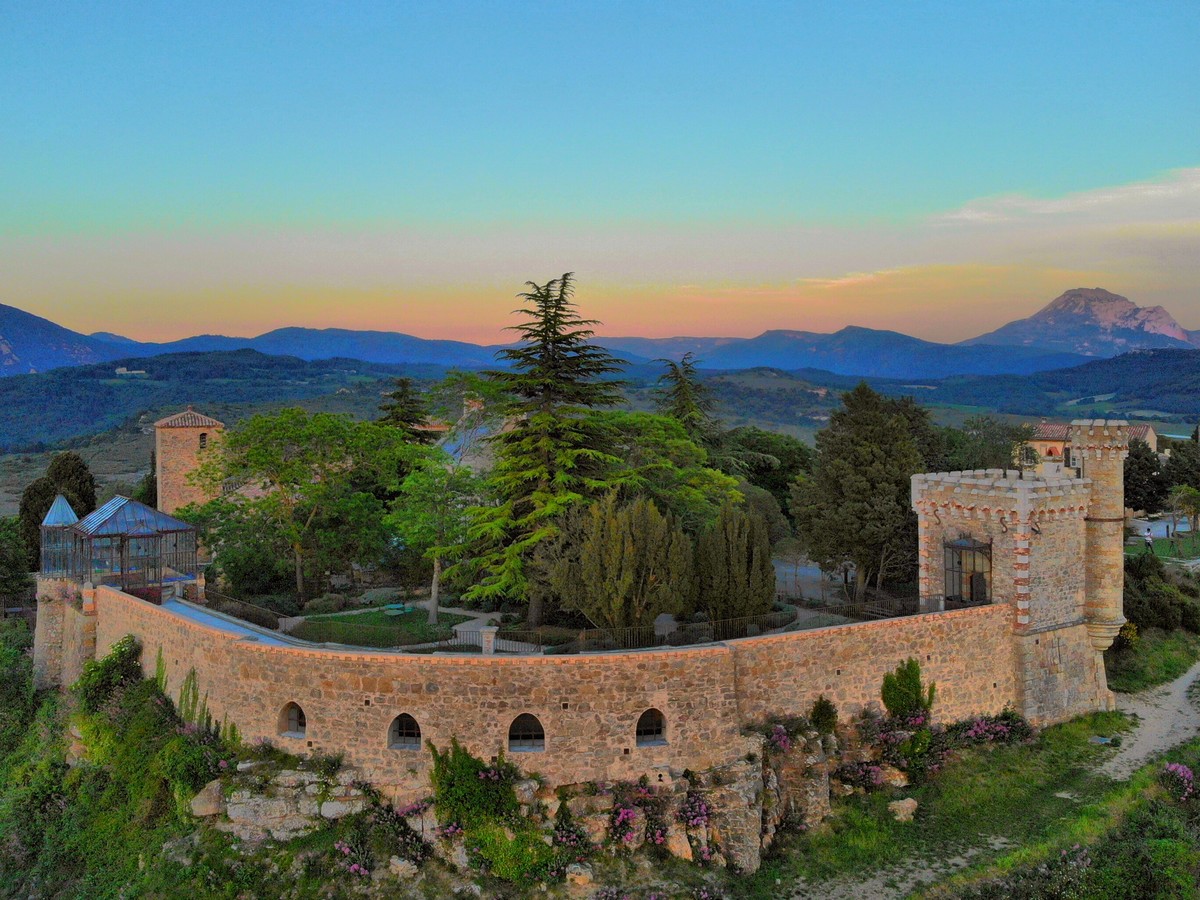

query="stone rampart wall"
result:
[93,586,1018,801]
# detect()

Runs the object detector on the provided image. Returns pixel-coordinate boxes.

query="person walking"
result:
[1145,527,1155,554]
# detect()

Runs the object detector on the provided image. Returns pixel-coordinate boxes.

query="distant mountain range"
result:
[0,287,1194,380]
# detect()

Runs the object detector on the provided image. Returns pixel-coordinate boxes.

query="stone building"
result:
[32,418,1134,872]
[155,406,224,514]
[912,419,1128,722]
[1030,419,1154,460]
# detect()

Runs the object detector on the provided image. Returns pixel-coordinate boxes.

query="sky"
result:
[1,1,1197,343]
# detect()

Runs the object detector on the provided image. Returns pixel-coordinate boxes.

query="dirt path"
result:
[1101,658,1200,780]
[789,838,1013,900]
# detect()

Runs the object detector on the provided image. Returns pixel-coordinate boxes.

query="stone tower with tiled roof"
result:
[155,406,224,514]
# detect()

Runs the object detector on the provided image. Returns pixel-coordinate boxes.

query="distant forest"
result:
[3,346,1200,453]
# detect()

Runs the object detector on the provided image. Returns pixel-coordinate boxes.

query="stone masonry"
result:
[911,419,1128,724]
[155,407,224,514]
[30,417,1133,871]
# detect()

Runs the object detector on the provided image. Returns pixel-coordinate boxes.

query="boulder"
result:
[888,798,919,822]
[879,765,909,789]
[513,779,539,806]
[388,856,418,879]
[190,779,225,818]
[579,812,610,846]
[665,824,693,861]
[320,797,367,819]
[565,863,593,886]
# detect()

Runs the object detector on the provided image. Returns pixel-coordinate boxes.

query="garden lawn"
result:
[733,711,1131,899]
[291,608,472,647]
[1125,538,1200,560]
[1105,629,1200,693]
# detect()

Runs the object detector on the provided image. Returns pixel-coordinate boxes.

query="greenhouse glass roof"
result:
[73,496,193,537]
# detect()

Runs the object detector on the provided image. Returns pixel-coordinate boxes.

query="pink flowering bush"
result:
[436,821,464,840]
[678,791,711,828]
[833,761,886,791]
[1162,762,1195,801]
[769,724,792,753]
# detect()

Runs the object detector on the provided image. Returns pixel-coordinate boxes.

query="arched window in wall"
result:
[279,702,307,738]
[635,708,667,746]
[388,713,422,750]
[199,432,208,450]
[508,714,545,752]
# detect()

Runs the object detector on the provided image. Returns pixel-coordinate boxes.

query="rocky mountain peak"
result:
[1032,288,1189,342]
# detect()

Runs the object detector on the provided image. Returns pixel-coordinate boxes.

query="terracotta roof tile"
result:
[155,406,225,429]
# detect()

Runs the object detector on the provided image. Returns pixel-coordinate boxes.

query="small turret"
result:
[1069,419,1129,652]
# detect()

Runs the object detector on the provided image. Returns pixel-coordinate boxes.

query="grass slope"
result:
[733,712,1131,897]
[1106,629,1200,694]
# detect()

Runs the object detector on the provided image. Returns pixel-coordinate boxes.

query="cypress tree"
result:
[790,383,923,597]
[695,502,774,620]
[539,493,693,630]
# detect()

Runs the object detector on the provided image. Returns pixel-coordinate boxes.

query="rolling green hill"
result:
[0,349,443,452]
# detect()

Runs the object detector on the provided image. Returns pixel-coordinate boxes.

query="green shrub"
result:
[303,594,348,615]
[1126,551,1166,583]
[160,734,217,795]
[1111,621,1140,653]
[881,658,935,719]
[0,618,32,653]
[1181,600,1200,634]
[466,822,557,882]
[0,641,35,756]
[74,635,143,713]
[810,695,838,735]
[428,739,520,827]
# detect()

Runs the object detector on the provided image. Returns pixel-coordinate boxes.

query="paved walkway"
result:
[163,599,292,646]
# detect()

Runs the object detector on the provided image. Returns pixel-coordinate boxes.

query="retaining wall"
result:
[92,586,1019,801]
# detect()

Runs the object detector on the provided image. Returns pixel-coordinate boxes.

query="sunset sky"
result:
[1,2,1197,343]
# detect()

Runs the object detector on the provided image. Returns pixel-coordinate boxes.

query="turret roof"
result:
[41,494,79,527]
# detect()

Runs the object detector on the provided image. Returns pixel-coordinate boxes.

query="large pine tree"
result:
[378,377,435,444]
[460,274,626,625]
[790,383,923,597]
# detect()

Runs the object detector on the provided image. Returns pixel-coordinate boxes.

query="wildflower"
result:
[1162,762,1195,802]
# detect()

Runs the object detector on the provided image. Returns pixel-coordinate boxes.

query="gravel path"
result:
[1101,658,1200,780]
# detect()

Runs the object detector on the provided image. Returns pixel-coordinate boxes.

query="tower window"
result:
[199,432,208,450]
[944,537,991,607]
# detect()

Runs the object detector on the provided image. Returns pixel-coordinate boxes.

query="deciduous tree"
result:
[17,451,98,569]
[0,518,33,614]
[1124,439,1168,514]
[386,456,481,624]
[191,409,417,597]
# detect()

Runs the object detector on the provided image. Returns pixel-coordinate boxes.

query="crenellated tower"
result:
[912,419,1130,724]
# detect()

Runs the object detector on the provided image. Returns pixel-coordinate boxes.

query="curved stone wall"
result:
[90,586,1018,800]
